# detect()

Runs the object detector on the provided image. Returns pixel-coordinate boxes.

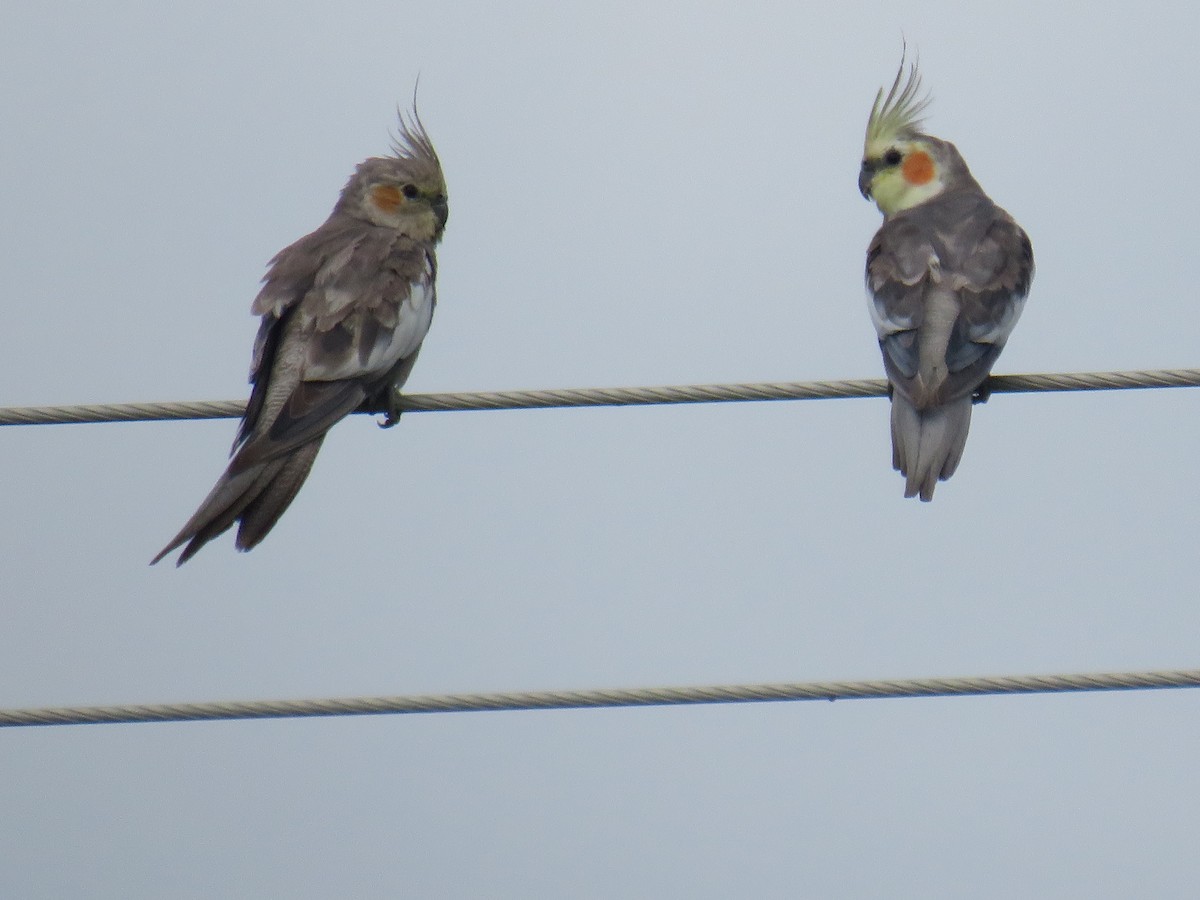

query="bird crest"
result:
[390,105,442,179]
[865,52,932,153]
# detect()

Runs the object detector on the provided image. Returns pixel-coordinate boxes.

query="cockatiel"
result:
[153,110,448,564]
[859,58,1033,500]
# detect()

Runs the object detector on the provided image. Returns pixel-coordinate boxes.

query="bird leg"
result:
[972,378,994,405]
[358,385,405,428]
[378,387,404,428]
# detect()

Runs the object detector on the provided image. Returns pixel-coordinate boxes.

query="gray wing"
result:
[152,219,436,564]
[866,193,1033,406]
[234,222,437,467]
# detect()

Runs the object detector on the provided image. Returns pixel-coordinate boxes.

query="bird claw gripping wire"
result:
[972,379,994,405]
[372,388,404,429]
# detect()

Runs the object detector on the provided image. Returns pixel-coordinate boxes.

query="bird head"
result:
[338,108,449,240]
[859,56,969,217]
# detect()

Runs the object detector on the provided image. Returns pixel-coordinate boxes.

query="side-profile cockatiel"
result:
[154,110,448,564]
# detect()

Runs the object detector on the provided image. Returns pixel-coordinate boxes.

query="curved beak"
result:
[858,165,874,200]
[432,195,449,228]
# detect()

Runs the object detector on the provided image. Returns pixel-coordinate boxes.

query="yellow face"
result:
[364,177,449,239]
[860,138,945,216]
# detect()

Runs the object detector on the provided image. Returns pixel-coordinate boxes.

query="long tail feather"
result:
[151,438,324,566]
[890,393,973,501]
[235,439,323,551]
[172,463,278,565]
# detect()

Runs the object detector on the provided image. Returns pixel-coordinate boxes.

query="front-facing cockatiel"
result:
[859,57,1033,500]
[153,110,448,565]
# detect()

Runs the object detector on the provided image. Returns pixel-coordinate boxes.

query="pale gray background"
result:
[2,2,1198,897]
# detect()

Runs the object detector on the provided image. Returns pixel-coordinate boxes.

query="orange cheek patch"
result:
[902,150,935,185]
[370,184,403,213]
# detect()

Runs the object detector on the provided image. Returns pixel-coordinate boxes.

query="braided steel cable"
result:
[4,668,1199,728]
[1,367,1198,427]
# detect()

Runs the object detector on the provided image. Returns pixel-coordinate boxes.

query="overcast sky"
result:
[3,2,1199,897]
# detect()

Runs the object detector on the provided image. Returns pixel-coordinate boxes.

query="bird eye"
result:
[401,184,420,199]
[883,149,903,166]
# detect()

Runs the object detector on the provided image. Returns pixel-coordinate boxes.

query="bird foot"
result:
[972,379,994,405]
[367,387,404,428]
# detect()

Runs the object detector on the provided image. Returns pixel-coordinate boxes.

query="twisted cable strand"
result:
[987,368,1200,393]
[1,368,1197,427]
[0,399,246,426]
[4,668,1199,728]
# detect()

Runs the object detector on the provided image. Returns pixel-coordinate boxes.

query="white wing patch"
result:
[364,278,435,374]
[865,248,938,339]
[304,277,435,382]
[866,291,912,339]
[968,293,1027,346]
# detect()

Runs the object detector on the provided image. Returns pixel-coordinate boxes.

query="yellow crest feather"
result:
[865,52,932,150]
